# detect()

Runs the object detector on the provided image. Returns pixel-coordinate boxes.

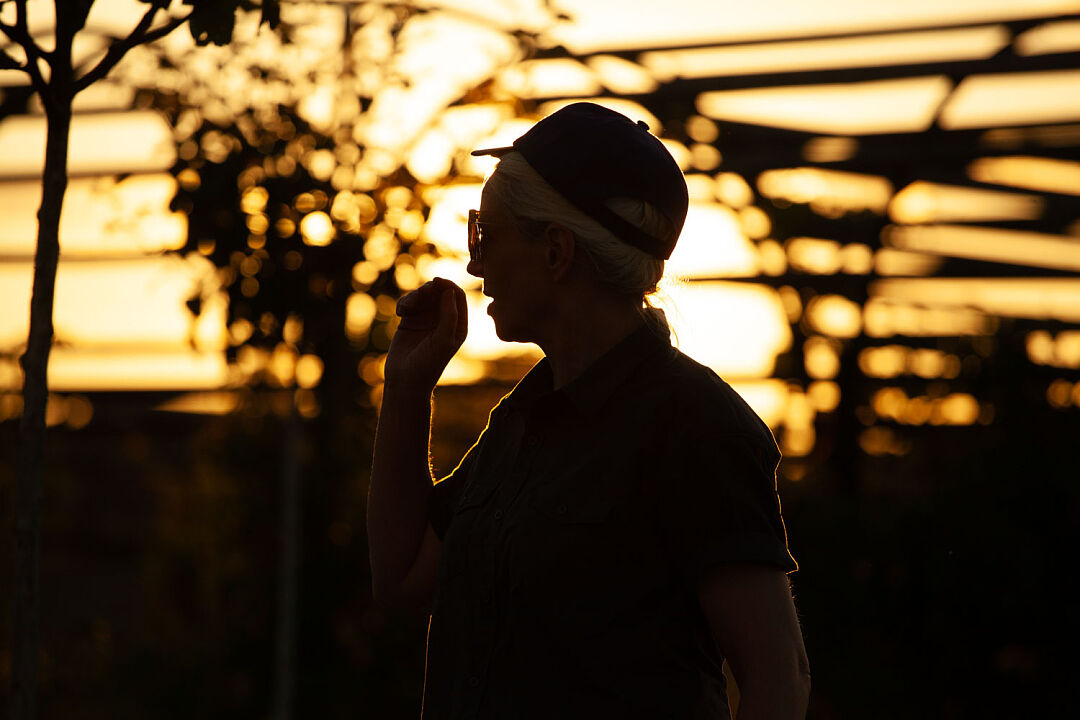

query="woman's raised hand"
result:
[384,277,468,393]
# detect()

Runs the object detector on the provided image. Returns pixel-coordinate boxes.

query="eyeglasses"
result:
[467,209,489,265]
[467,210,547,265]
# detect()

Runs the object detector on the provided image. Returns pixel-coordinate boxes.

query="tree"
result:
[0,2,280,717]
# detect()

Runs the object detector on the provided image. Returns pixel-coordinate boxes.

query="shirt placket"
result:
[460,408,542,718]
[461,520,495,716]
[477,405,556,718]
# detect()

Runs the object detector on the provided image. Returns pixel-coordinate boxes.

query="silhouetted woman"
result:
[368,103,810,719]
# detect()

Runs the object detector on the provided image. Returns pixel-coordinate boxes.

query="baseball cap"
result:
[471,102,688,260]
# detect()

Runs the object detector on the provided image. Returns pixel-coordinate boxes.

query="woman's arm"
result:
[698,564,811,720]
[367,385,442,611]
[367,279,467,611]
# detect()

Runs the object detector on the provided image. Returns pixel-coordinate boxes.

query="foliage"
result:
[123,1,546,411]
[144,0,281,46]
[0,3,284,719]
[163,95,427,409]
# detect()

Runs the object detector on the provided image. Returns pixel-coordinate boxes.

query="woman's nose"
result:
[466,258,483,278]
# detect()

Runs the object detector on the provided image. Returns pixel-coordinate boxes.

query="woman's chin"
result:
[487,304,534,344]
[490,314,522,343]
[492,318,512,341]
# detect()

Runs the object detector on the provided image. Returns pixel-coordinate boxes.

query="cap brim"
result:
[470,146,514,158]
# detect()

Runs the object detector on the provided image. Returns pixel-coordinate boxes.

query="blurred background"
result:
[1,0,1078,717]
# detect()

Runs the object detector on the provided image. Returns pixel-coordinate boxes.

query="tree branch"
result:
[73,6,192,94]
[11,0,47,100]
[0,46,23,70]
[0,15,30,47]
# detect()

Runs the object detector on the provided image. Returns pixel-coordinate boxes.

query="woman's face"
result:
[469,186,552,344]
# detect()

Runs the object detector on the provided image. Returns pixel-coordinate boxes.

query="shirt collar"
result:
[506,322,674,417]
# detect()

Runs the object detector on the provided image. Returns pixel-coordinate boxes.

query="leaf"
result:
[186,0,239,47]
[261,0,280,31]
[186,295,202,317]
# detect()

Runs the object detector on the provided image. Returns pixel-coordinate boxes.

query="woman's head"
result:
[479,151,672,336]
[469,102,689,340]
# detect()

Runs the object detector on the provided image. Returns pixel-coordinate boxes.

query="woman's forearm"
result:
[366,383,436,605]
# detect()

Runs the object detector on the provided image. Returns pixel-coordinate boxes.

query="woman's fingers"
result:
[397,278,455,315]
[397,279,444,330]
[396,280,434,316]
[396,278,467,344]
[453,282,468,346]
[434,283,468,350]
[434,287,456,342]
[384,278,468,388]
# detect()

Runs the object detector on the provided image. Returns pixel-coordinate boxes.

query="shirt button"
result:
[493,509,503,521]
[468,675,480,687]
[556,504,568,515]
[525,434,539,447]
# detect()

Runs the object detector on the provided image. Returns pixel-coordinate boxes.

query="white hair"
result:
[485,151,674,337]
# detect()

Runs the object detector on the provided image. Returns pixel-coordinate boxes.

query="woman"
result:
[368,103,810,719]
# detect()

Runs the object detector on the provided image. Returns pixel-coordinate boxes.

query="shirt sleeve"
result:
[428,448,475,541]
[428,396,510,540]
[654,431,797,586]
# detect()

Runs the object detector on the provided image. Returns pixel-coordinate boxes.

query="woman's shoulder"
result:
[651,347,775,443]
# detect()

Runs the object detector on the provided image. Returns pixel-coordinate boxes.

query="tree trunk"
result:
[11,92,73,720]
[273,401,302,720]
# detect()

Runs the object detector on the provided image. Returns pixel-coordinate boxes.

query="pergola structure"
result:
[448,8,1080,485]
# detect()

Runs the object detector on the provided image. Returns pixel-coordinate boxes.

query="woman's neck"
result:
[536,297,644,389]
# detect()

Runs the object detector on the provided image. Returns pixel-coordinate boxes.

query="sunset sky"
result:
[1,0,1077,445]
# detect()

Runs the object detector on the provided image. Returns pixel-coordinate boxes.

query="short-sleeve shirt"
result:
[423,322,796,720]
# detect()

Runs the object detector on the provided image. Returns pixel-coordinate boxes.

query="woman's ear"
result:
[544,223,576,282]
